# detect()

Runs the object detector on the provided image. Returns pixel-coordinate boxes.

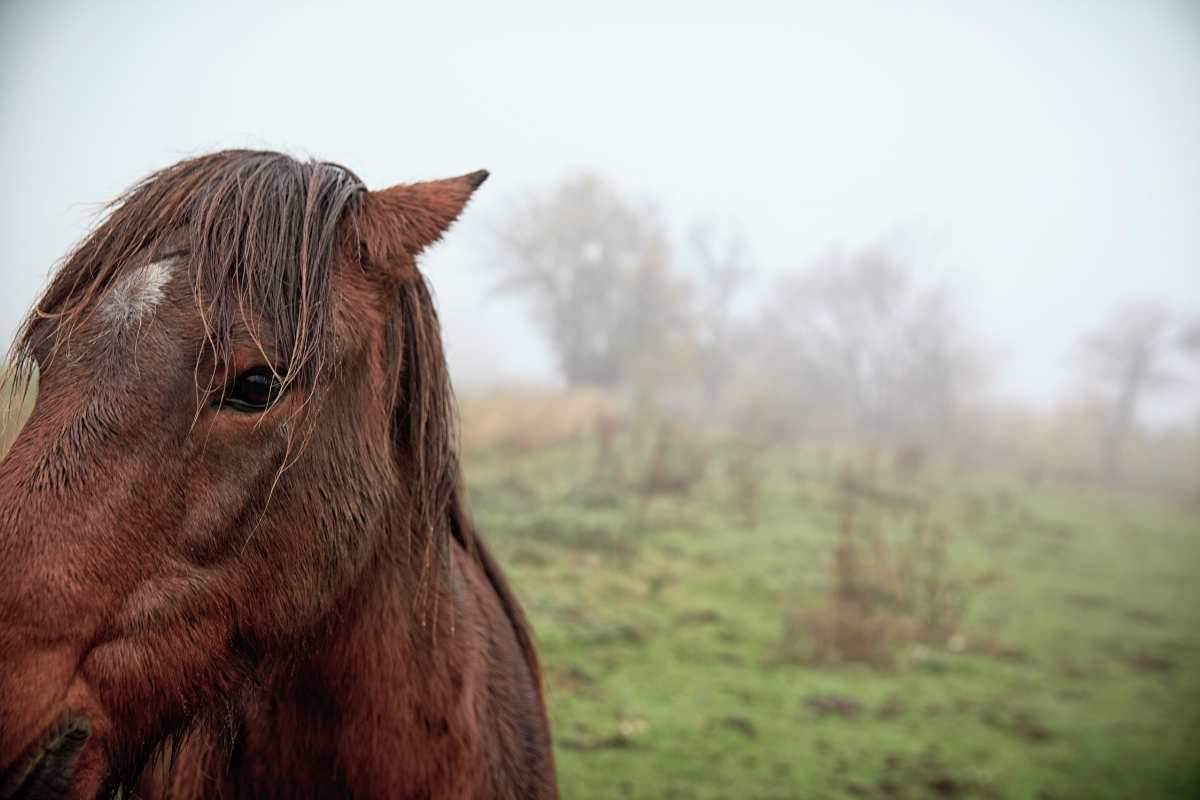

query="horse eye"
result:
[219,367,283,413]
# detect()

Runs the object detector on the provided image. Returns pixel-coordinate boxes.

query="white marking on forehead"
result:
[100,260,174,330]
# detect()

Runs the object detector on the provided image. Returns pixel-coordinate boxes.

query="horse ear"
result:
[356,170,489,268]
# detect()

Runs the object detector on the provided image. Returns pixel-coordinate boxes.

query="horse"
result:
[0,150,558,799]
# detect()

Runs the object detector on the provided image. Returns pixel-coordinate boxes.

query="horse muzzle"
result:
[0,714,91,800]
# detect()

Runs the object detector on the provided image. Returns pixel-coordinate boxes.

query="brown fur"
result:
[0,150,556,799]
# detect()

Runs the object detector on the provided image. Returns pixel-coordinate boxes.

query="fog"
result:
[3,4,1200,797]
[3,0,1199,423]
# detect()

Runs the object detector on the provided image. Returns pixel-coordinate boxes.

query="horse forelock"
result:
[10,150,366,394]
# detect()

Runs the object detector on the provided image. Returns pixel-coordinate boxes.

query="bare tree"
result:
[890,286,986,445]
[1079,302,1174,479]
[688,221,755,415]
[1180,318,1200,359]
[756,246,983,447]
[759,248,908,437]
[493,175,685,388]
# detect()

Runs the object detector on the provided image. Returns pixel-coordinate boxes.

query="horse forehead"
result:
[98,259,175,329]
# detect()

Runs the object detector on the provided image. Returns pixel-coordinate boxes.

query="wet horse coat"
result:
[0,151,557,799]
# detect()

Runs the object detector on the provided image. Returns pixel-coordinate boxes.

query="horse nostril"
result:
[0,714,91,800]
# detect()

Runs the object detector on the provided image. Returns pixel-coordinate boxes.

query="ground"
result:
[465,442,1200,800]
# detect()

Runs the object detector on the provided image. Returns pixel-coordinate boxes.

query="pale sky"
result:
[2,0,1198,419]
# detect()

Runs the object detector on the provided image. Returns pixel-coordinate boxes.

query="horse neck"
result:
[290,505,482,788]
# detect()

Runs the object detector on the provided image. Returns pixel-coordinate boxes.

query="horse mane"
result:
[449,487,545,698]
[8,148,544,698]
[382,214,545,703]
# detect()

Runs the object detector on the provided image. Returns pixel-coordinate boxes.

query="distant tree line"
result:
[491,174,1199,488]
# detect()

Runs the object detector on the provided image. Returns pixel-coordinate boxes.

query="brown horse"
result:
[0,151,557,799]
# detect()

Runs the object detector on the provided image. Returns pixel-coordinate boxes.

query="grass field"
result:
[465,441,1200,799]
[3,371,1196,798]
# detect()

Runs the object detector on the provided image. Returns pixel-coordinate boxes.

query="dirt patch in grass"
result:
[850,752,1004,799]
[804,693,865,718]
[676,609,723,626]
[980,707,1054,742]
[1127,650,1175,674]
[548,664,599,696]
[965,634,1030,663]
[713,714,758,738]
[578,621,648,647]
[559,732,638,752]
[876,696,906,720]
[1057,656,1095,680]
[1126,608,1166,626]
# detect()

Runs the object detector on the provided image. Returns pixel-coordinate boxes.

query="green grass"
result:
[465,442,1200,800]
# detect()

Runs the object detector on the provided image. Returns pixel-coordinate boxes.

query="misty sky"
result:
[2,0,1198,421]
